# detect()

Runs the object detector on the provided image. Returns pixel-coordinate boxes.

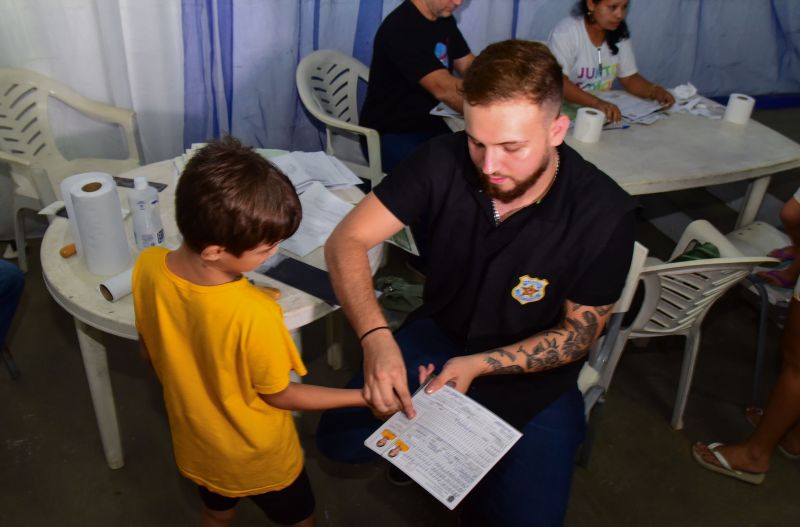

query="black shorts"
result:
[198,468,315,525]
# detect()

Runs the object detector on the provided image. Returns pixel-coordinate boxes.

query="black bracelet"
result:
[359,325,391,342]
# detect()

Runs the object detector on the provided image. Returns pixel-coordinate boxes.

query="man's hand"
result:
[423,354,485,395]
[361,330,416,418]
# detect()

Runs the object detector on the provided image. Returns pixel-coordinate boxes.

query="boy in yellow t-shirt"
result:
[132,136,365,527]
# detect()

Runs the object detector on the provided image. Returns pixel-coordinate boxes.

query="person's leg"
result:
[248,468,316,526]
[694,295,800,473]
[315,318,460,463]
[460,388,586,527]
[780,191,800,248]
[0,259,25,346]
[197,487,238,527]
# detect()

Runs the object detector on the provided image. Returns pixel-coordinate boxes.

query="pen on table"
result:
[597,47,602,76]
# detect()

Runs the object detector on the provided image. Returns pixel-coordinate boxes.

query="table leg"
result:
[736,176,771,229]
[74,319,124,469]
[290,329,302,384]
[326,312,344,370]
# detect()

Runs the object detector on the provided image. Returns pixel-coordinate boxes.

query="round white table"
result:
[40,153,380,469]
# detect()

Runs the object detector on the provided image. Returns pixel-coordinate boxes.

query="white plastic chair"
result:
[577,241,649,466]
[295,50,383,186]
[0,68,141,271]
[602,220,779,430]
[725,221,792,405]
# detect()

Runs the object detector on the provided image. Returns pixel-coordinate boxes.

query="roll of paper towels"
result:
[573,107,605,143]
[99,267,133,302]
[60,172,130,276]
[723,93,755,125]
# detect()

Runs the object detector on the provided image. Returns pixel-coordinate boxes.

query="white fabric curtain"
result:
[0,0,182,164]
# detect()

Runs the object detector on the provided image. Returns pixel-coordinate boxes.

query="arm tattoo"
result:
[484,352,525,375]
[595,304,613,316]
[482,305,607,373]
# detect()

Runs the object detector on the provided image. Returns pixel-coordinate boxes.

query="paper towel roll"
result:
[99,267,133,302]
[573,107,605,143]
[723,93,755,125]
[60,172,130,276]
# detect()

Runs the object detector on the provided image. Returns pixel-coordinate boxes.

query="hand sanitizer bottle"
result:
[127,176,165,250]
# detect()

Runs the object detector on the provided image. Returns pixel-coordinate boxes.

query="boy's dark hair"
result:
[175,136,302,256]
[462,39,564,116]
[573,0,631,56]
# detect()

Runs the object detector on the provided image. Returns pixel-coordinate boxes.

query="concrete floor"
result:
[3,108,800,526]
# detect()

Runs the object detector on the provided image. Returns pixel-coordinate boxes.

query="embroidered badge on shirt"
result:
[512,275,549,305]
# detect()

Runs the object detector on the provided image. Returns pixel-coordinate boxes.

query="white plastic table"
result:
[443,109,800,228]
[40,155,380,469]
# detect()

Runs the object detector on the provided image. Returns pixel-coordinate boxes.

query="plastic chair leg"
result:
[672,329,701,430]
[2,346,20,380]
[577,399,604,468]
[13,207,28,273]
[748,276,769,406]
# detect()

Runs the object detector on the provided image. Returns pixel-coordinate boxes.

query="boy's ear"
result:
[200,245,225,262]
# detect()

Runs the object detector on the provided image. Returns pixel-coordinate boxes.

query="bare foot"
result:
[692,442,769,474]
[745,407,800,456]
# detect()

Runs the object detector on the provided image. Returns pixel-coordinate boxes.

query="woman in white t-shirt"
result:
[547,0,674,122]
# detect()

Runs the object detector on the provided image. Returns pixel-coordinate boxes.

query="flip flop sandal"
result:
[767,246,796,262]
[756,269,796,289]
[692,442,766,485]
[744,407,800,460]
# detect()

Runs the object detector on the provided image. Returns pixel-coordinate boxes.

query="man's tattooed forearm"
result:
[484,352,524,375]
[482,306,605,373]
[595,304,613,316]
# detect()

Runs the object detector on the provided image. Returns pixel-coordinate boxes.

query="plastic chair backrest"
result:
[296,50,383,185]
[296,49,365,127]
[0,68,140,200]
[630,219,779,336]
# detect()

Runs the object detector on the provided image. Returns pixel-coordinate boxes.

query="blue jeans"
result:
[316,318,586,527]
[0,259,24,347]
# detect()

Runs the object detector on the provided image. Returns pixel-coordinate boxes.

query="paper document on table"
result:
[596,91,664,123]
[267,151,362,192]
[365,385,522,510]
[386,226,419,256]
[430,102,462,117]
[281,182,354,256]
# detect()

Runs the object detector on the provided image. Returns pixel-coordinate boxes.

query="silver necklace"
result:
[491,151,560,226]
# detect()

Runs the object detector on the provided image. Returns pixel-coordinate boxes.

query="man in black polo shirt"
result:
[320,40,637,526]
[360,0,474,172]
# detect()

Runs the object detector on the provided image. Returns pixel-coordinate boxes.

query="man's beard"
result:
[479,152,552,204]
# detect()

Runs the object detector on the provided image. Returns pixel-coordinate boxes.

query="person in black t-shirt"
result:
[319,40,637,526]
[360,0,474,172]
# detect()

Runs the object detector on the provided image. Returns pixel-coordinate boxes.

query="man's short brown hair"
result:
[462,39,564,115]
[175,136,301,256]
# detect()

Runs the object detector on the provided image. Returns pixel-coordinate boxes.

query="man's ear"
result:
[200,245,225,263]
[549,113,571,147]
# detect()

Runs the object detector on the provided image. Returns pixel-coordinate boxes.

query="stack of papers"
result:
[280,181,355,256]
[266,151,363,193]
[596,91,665,124]
[430,102,462,117]
[667,84,725,120]
[173,142,208,175]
